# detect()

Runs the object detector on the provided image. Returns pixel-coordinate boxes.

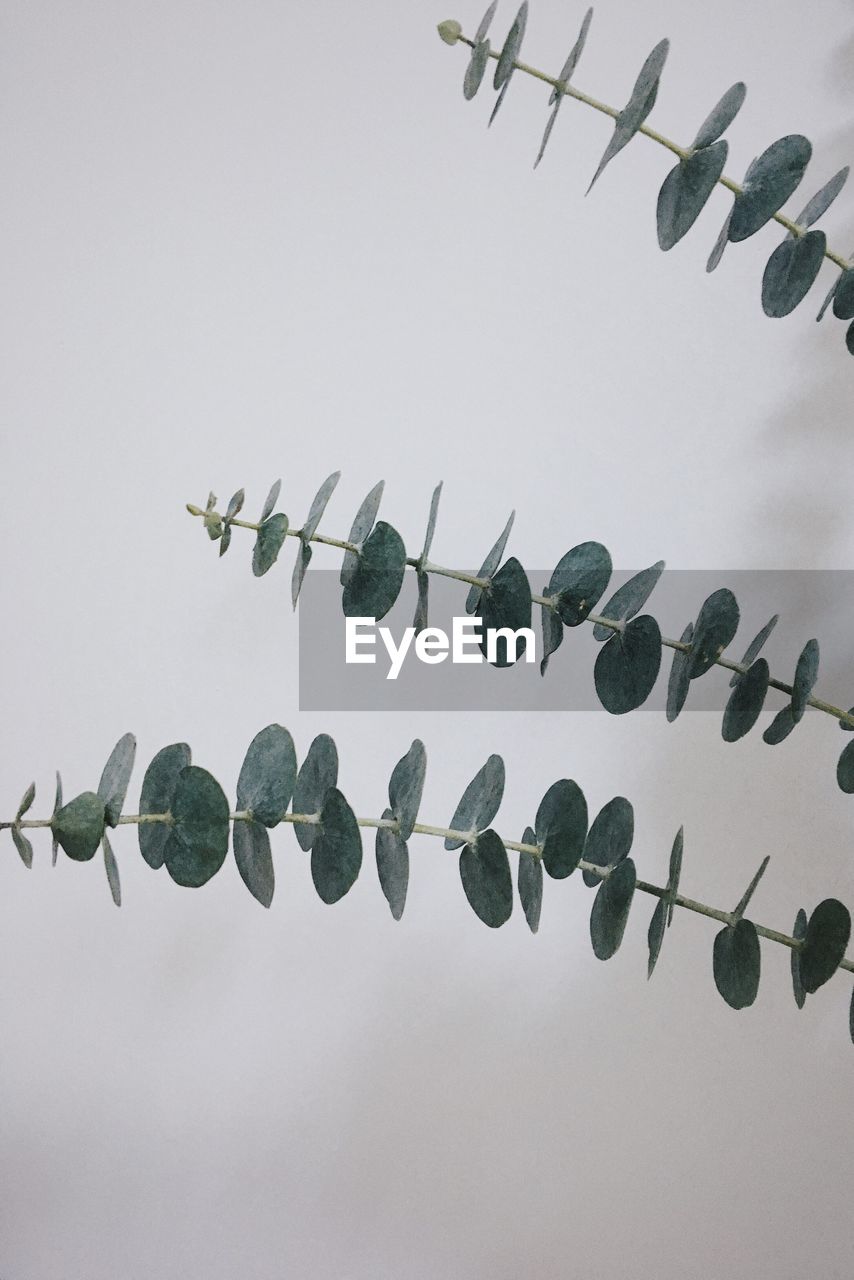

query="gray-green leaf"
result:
[52,791,107,863]
[103,832,121,907]
[139,743,192,869]
[722,658,770,742]
[311,787,362,905]
[791,638,819,723]
[761,231,826,317]
[376,808,408,921]
[97,732,136,827]
[388,739,426,841]
[728,136,812,242]
[593,562,665,640]
[799,899,851,993]
[466,511,515,613]
[342,521,407,621]
[341,481,385,587]
[729,614,778,686]
[590,858,637,960]
[460,828,513,928]
[11,826,33,869]
[657,141,729,251]
[162,766,230,889]
[236,724,297,827]
[548,541,612,626]
[691,82,746,149]
[587,39,669,191]
[444,754,505,851]
[791,907,808,1010]
[518,825,542,934]
[233,818,274,908]
[476,556,532,667]
[536,778,587,880]
[293,734,339,851]
[594,615,662,714]
[582,796,633,888]
[713,918,761,1009]
[253,513,289,577]
[665,622,694,722]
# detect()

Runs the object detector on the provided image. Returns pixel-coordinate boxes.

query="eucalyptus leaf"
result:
[311,787,362,905]
[476,556,532,667]
[791,166,849,230]
[706,206,734,272]
[799,899,851,993]
[11,826,33,869]
[97,732,136,827]
[540,600,563,676]
[518,825,542,934]
[253,513,289,578]
[413,570,429,633]
[791,907,808,1010]
[233,818,274,908]
[464,38,492,100]
[593,562,665,640]
[303,471,341,542]
[689,588,739,677]
[729,614,778,686]
[51,770,62,865]
[647,898,667,979]
[666,826,683,926]
[582,796,633,887]
[763,704,797,746]
[259,478,281,524]
[342,521,407,621]
[16,782,35,820]
[139,743,192,870]
[293,734,339,851]
[832,267,854,320]
[657,141,728,251]
[791,638,819,723]
[52,791,107,863]
[587,39,669,191]
[732,855,770,923]
[722,658,770,742]
[761,231,826,318]
[547,541,612,626]
[847,319,854,355]
[376,808,408,921]
[459,828,513,928]
[388,739,426,841]
[444,754,505,851]
[691,82,747,150]
[162,766,230,889]
[536,778,587,880]
[341,481,384,587]
[489,2,528,126]
[419,482,443,565]
[594,615,662,714]
[837,739,854,792]
[103,832,121,907]
[291,541,312,608]
[534,7,592,167]
[728,135,812,242]
[218,524,232,557]
[466,511,515,613]
[475,0,498,42]
[665,622,694,722]
[590,858,637,960]
[236,724,297,827]
[713,918,761,1009]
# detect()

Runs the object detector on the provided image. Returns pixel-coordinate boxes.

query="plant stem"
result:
[187,504,854,731]
[451,29,851,272]
[8,803,852,975]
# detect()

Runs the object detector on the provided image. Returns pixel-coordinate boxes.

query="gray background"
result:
[2,1,854,1276]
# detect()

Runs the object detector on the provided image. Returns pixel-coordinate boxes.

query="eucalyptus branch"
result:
[4,728,853,1045]
[188,474,854,796]
[436,5,854,356]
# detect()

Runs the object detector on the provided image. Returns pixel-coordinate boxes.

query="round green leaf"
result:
[11,827,33,869]
[252,513,289,578]
[729,614,778,686]
[548,541,612,626]
[376,808,408,921]
[52,791,106,863]
[518,825,542,934]
[729,136,812,242]
[302,471,341,541]
[792,166,848,229]
[466,511,515,613]
[340,481,384,587]
[837,738,854,792]
[536,778,587,880]
[832,267,854,320]
[311,788,362,905]
[236,724,297,828]
[342,521,407,622]
[691,81,747,149]
[594,615,662,714]
[799,899,851,993]
[761,231,826,318]
[233,819,274,907]
[764,704,797,746]
[722,657,770,742]
[647,897,667,979]
[476,556,532,667]
[587,39,669,191]
[689,588,739,677]
[388,739,426,841]
[666,622,694,722]
[657,142,728,251]
[444,754,505,851]
[97,733,136,828]
[139,743,191,869]
[292,734,339,851]
[593,562,664,640]
[791,638,819,723]
[582,796,633,887]
[103,833,121,906]
[464,38,491,99]
[590,858,637,960]
[459,828,512,928]
[713,918,760,1009]
[791,907,808,1010]
[258,478,281,524]
[163,766,230,889]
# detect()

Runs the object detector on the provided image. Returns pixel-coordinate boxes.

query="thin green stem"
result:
[452,27,851,272]
[8,804,852,975]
